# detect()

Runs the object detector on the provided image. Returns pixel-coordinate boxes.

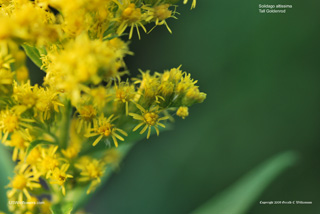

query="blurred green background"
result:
[28,0,320,213]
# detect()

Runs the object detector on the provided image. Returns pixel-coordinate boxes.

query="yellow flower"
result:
[50,164,73,195]
[115,81,136,115]
[61,142,81,159]
[38,146,61,178]
[183,86,207,105]
[0,2,59,44]
[0,108,34,143]
[0,42,15,70]
[133,70,163,104]
[107,38,133,57]
[86,114,127,147]
[44,34,124,104]
[6,131,31,161]
[158,81,174,98]
[130,104,169,139]
[115,1,148,39]
[25,146,41,174]
[89,86,111,109]
[147,4,177,34]
[176,106,189,119]
[12,81,63,120]
[13,81,38,108]
[0,0,206,206]
[162,66,183,83]
[176,73,197,94]
[33,86,64,121]
[48,0,113,38]
[7,164,41,202]
[15,66,29,83]
[75,157,105,194]
[0,69,13,95]
[27,196,38,211]
[76,105,97,133]
[25,147,41,166]
[40,198,52,214]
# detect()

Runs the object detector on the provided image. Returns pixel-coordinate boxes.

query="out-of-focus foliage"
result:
[192,151,297,214]
[0,144,14,213]
[86,0,320,214]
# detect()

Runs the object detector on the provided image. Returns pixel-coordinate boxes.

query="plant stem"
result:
[59,100,72,150]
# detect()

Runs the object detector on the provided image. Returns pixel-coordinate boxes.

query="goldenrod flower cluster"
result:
[0,0,205,213]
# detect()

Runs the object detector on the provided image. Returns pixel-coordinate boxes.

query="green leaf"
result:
[50,202,73,214]
[21,44,43,68]
[102,22,117,40]
[0,144,14,213]
[50,204,63,214]
[71,125,172,212]
[191,151,298,214]
[25,140,58,157]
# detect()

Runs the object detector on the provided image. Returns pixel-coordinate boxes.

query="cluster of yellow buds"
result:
[0,0,195,42]
[0,0,204,213]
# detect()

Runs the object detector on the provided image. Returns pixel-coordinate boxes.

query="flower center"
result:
[12,174,27,190]
[116,90,126,101]
[10,133,26,149]
[144,112,158,126]
[98,123,112,137]
[21,92,37,107]
[4,114,19,133]
[122,4,142,22]
[43,156,59,171]
[79,105,97,121]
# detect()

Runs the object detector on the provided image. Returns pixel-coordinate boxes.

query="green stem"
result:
[47,181,63,205]
[59,100,72,150]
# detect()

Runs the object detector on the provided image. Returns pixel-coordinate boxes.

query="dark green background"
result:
[30,0,320,213]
